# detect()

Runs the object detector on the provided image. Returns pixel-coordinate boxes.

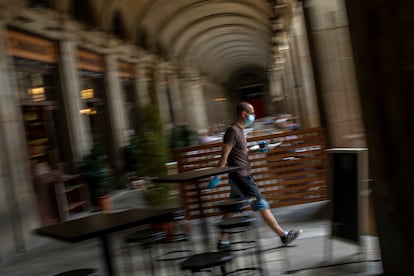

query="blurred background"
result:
[0,0,413,274]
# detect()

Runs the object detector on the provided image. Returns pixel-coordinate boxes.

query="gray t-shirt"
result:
[223,124,251,177]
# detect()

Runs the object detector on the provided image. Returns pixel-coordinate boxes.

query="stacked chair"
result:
[155,209,194,275]
[179,198,265,275]
[54,268,98,276]
[215,198,265,275]
[124,228,167,275]
[180,251,234,275]
[124,209,193,275]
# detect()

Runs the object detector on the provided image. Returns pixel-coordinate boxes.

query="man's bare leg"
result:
[217,208,301,248]
[260,208,285,236]
[261,208,303,245]
[219,209,284,239]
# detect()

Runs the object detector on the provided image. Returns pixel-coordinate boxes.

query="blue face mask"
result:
[245,114,255,125]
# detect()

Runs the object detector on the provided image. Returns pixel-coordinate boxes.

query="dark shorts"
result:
[229,175,269,211]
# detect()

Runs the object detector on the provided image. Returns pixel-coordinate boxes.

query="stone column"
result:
[204,80,232,128]
[284,48,302,119]
[167,67,185,125]
[0,24,38,260]
[154,62,172,129]
[104,54,129,183]
[304,0,365,147]
[345,0,414,273]
[59,40,91,161]
[104,54,128,147]
[133,59,146,109]
[179,72,208,131]
[290,2,320,128]
[268,69,286,114]
[134,56,152,108]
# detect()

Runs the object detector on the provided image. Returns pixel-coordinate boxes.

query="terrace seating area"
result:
[0,200,382,276]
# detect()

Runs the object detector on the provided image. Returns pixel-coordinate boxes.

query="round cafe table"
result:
[154,166,241,250]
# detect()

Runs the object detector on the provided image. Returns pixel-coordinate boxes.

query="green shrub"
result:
[78,144,114,199]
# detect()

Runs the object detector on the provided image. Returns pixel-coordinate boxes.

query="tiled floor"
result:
[0,201,383,276]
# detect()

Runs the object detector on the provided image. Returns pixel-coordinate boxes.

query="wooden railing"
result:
[172,127,329,219]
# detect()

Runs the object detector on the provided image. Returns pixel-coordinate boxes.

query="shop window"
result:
[14,59,64,172]
[13,58,57,102]
[79,71,107,144]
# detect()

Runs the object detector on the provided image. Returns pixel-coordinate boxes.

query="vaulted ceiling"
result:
[30,0,290,85]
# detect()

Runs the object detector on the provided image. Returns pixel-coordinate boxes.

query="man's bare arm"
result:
[218,143,232,168]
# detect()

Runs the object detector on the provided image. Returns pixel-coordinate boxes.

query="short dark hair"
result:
[237,102,250,116]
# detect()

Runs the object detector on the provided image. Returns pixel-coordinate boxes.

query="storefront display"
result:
[7,29,71,224]
[7,30,63,171]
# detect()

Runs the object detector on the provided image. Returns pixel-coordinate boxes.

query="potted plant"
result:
[122,135,141,186]
[78,143,114,211]
[135,68,177,208]
[130,68,181,236]
[169,124,197,150]
[138,128,176,208]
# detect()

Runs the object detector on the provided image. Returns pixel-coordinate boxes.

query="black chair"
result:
[123,228,167,276]
[54,268,98,276]
[154,209,194,274]
[180,251,234,275]
[216,199,265,275]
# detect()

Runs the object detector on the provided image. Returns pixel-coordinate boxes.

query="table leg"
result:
[101,234,115,276]
[194,180,210,249]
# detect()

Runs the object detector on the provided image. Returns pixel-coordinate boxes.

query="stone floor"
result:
[0,198,383,276]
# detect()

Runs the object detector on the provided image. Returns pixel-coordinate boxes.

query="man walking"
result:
[215,101,301,249]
